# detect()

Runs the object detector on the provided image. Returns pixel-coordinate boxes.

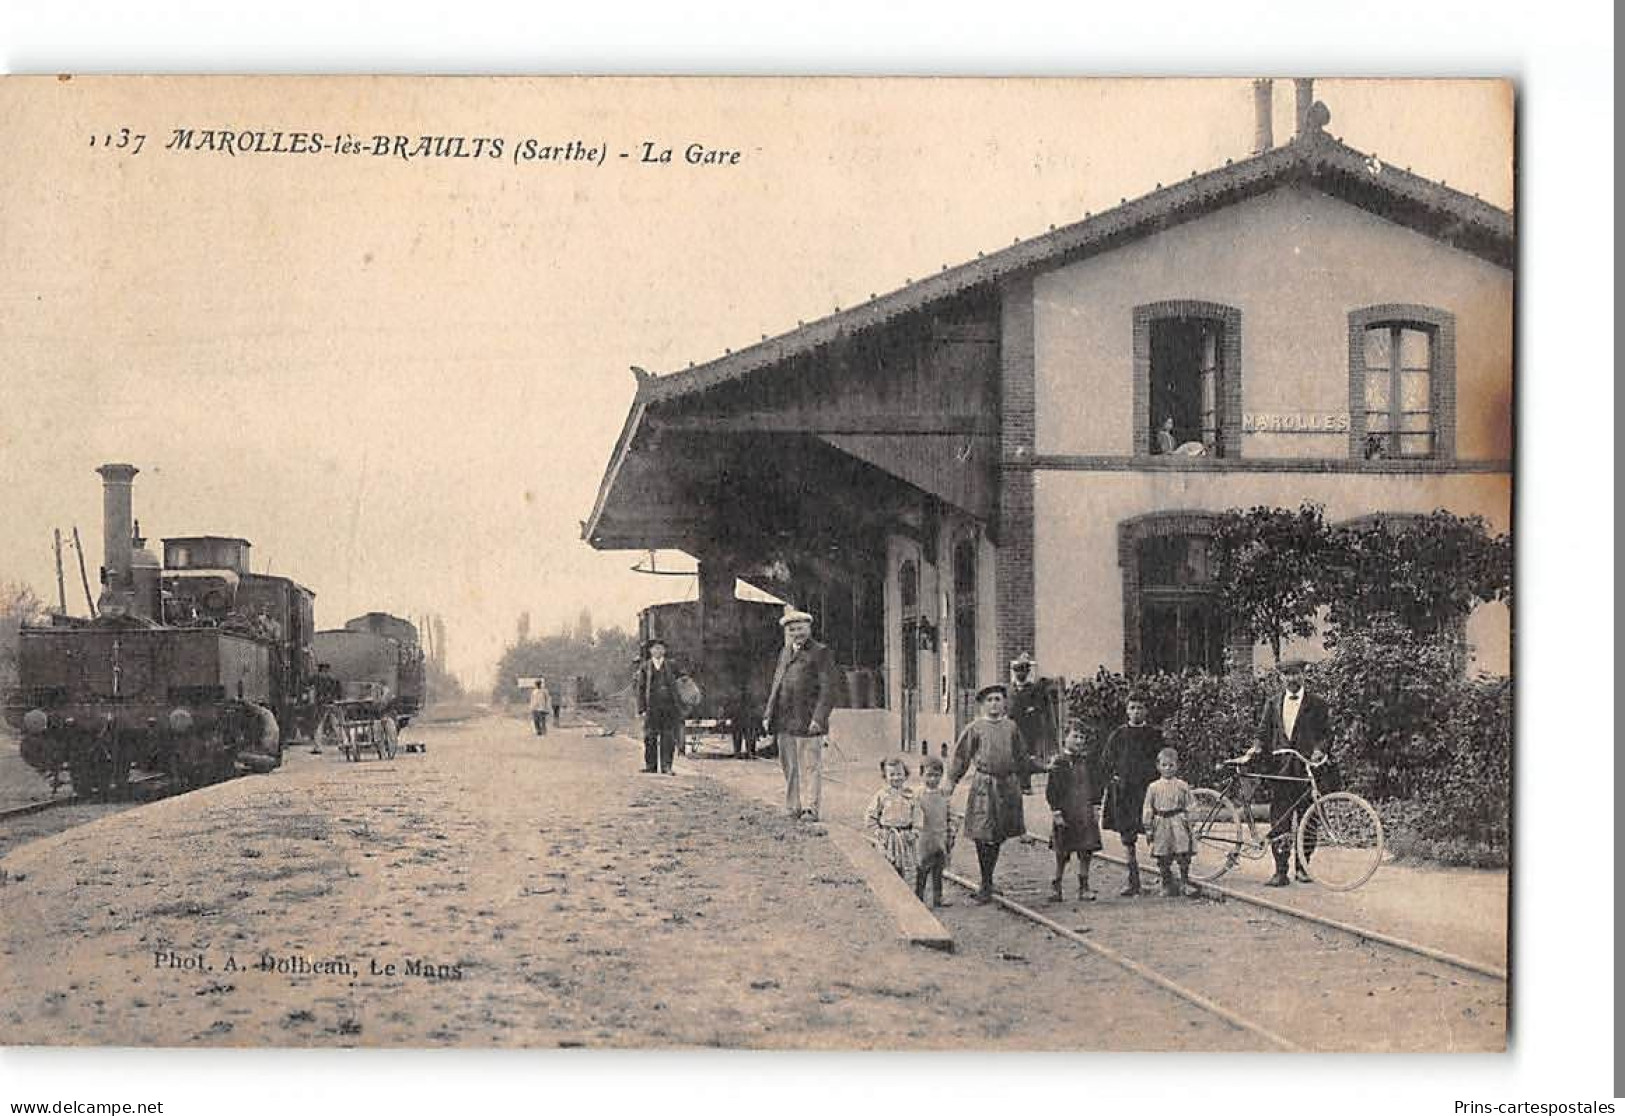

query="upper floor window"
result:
[1134,301,1242,460]
[1361,324,1434,458]
[1349,305,1456,461]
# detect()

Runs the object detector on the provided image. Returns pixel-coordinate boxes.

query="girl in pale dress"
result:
[1141,747,1201,899]
[865,758,920,879]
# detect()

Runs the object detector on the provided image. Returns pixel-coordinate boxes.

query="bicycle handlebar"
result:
[1219,747,1329,771]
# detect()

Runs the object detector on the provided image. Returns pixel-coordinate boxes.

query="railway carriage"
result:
[637,598,783,752]
[310,613,425,760]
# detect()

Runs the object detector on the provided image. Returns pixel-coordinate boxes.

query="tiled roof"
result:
[584,128,1513,544]
[634,130,1513,407]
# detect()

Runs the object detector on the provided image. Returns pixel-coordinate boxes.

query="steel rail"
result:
[664,742,1507,983]
[941,866,1304,1052]
[1070,843,1508,982]
[0,773,169,825]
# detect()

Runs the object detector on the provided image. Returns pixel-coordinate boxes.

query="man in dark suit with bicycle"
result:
[1242,658,1334,887]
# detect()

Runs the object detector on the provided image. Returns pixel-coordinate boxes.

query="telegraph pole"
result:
[72,525,96,617]
[53,528,67,614]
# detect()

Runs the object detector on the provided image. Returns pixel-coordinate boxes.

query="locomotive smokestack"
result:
[96,463,139,614]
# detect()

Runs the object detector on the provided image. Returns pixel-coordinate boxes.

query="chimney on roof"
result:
[1252,79,1274,154]
[1293,79,1315,138]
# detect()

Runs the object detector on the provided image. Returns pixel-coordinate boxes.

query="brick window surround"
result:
[1132,301,1244,458]
[1347,304,1456,461]
[1118,510,1253,676]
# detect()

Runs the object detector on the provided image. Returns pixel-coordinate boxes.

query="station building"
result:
[584,92,1513,749]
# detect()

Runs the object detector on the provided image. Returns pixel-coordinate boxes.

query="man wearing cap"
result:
[762,608,841,821]
[1008,652,1051,794]
[1243,658,1333,887]
[636,638,684,775]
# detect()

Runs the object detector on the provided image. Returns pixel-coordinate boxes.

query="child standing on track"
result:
[914,755,956,908]
[1141,747,1200,899]
[865,757,920,881]
[1100,688,1163,897]
[1045,724,1102,902]
[948,684,1040,904]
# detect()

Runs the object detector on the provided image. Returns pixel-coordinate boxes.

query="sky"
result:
[0,77,1513,689]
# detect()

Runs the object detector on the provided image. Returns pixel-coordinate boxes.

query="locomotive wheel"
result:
[68,753,101,799]
[69,742,130,800]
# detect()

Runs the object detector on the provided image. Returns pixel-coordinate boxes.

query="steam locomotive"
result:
[4,464,322,796]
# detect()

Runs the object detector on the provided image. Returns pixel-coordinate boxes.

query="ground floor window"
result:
[1139,594,1226,675]
[952,538,978,691]
[1118,512,1246,675]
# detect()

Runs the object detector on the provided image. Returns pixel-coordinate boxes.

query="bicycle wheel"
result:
[1297,792,1384,891]
[1187,788,1244,882]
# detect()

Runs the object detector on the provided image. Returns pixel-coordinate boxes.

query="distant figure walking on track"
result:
[637,637,684,775]
[1100,688,1163,897]
[762,607,840,822]
[948,684,1039,904]
[529,679,552,736]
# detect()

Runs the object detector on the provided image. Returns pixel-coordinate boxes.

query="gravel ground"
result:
[0,715,1263,1050]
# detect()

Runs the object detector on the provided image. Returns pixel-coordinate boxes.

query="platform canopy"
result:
[584,288,1004,588]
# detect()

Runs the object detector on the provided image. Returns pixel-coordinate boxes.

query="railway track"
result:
[0,773,170,830]
[1074,840,1508,980]
[941,862,1305,1050]
[808,764,1504,1050]
[819,764,1504,981]
[933,832,1505,1052]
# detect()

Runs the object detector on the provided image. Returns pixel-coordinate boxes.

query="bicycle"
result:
[1187,749,1385,892]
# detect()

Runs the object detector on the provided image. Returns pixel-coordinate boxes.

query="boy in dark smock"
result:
[948,684,1040,904]
[1045,724,1103,901]
[1099,690,1163,897]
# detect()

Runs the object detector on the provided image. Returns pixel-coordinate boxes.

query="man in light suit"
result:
[1243,658,1333,887]
[762,607,841,822]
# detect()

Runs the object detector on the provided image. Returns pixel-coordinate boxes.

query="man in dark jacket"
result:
[1008,652,1052,793]
[636,637,684,775]
[762,607,841,822]
[1245,658,1334,886]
